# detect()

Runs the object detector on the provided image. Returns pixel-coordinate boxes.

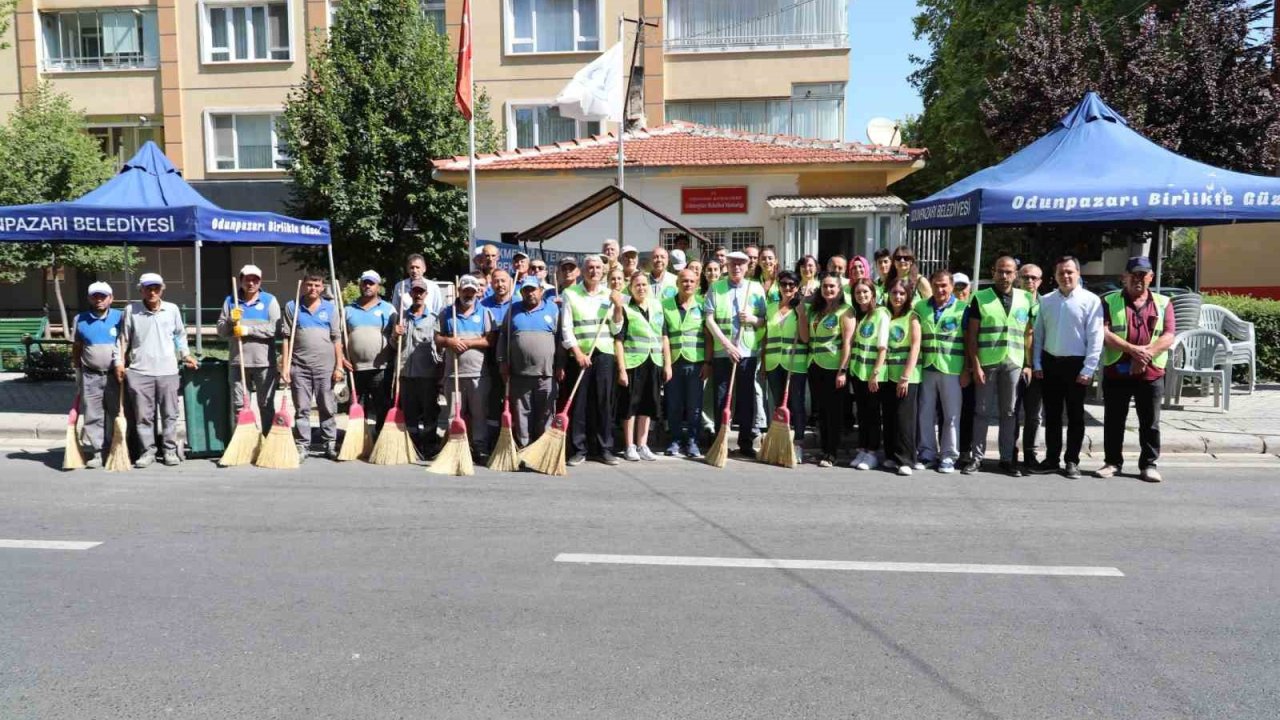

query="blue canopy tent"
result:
[907,92,1280,286]
[0,142,332,352]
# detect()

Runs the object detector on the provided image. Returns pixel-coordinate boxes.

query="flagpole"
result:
[616,14,625,247]
[468,18,476,246]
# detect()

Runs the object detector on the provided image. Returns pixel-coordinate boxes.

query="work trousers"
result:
[79,370,119,457]
[1103,374,1163,470]
[851,377,882,452]
[444,375,490,455]
[291,364,337,448]
[1041,353,1088,465]
[879,382,918,468]
[665,360,703,446]
[126,369,180,457]
[231,364,278,436]
[567,351,615,457]
[753,376,767,433]
[1019,375,1043,464]
[353,369,390,434]
[918,370,962,463]
[808,367,842,458]
[971,360,1022,462]
[767,367,808,436]
[400,376,441,448]
[510,374,555,447]
[713,356,759,453]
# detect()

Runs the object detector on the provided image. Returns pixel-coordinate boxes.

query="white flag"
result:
[556,42,625,123]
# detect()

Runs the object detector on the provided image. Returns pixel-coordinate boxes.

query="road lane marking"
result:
[555,553,1124,577]
[0,539,102,550]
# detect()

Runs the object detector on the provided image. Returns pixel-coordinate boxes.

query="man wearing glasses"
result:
[344,271,396,435]
[218,264,283,434]
[1017,264,1045,470]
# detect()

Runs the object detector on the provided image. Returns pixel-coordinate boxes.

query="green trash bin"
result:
[182,357,231,458]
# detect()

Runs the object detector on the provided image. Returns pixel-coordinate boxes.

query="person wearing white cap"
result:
[560,254,626,466]
[436,274,496,462]
[670,249,687,272]
[119,273,197,467]
[646,247,678,300]
[392,254,443,320]
[344,270,396,434]
[217,264,283,434]
[1016,263,1044,469]
[703,250,768,458]
[282,274,345,461]
[619,245,640,280]
[511,249,530,279]
[71,281,123,468]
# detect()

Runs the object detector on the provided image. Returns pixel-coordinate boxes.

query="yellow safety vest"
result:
[1102,291,1169,369]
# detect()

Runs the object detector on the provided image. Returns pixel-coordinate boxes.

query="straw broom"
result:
[705,326,744,469]
[62,371,85,470]
[367,329,416,465]
[335,281,371,461]
[487,304,520,472]
[429,299,474,476]
[254,280,302,470]
[759,370,797,468]
[104,371,131,473]
[520,313,611,476]
[219,277,260,467]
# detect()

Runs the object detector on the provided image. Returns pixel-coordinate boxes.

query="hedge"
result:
[1203,292,1280,381]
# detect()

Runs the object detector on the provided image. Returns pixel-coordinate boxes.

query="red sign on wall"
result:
[682,186,749,214]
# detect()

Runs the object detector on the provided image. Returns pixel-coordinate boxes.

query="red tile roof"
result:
[431,122,927,173]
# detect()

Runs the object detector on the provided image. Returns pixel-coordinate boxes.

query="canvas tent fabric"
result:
[907,93,1280,230]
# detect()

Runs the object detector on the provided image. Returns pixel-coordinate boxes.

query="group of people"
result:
[68,239,1174,483]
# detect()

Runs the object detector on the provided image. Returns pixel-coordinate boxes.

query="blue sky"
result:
[846,0,926,143]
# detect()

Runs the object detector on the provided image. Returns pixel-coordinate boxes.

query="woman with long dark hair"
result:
[755,245,781,303]
[879,279,923,476]
[806,272,853,467]
[762,270,810,462]
[848,278,889,470]
[795,254,820,298]
[885,245,932,300]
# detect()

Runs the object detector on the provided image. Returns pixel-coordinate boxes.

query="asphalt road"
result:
[2,447,1278,719]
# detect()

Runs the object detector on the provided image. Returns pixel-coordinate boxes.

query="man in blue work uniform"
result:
[344,270,396,434]
[216,264,282,433]
[71,281,122,468]
[282,274,344,462]
[498,276,560,446]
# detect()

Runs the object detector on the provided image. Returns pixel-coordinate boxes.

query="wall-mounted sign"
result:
[682,186,748,214]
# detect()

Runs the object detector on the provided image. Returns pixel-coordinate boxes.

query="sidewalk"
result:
[1,373,1277,455]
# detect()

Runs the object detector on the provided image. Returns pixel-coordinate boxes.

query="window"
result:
[88,125,162,167]
[40,9,159,71]
[666,0,847,52]
[509,104,599,149]
[660,227,764,259]
[666,83,845,140]
[328,1,443,33]
[206,112,288,171]
[506,0,600,54]
[202,2,290,63]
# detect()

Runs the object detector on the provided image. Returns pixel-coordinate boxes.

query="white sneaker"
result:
[897,465,913,476]
[623,445,640,462]
[848,450,867,469]
[938,459,956,474]
[912,461,925,471]
[637,445,657,461]
[794,444,806,463]
[856,453,879,471]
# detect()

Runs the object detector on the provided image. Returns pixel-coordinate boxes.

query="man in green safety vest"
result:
[1097,256,1176,482]
[963,256,1035,477]
[915,269,967,473]
[663,268,710,458]
[703,251,768,458]
[560,254,626,466]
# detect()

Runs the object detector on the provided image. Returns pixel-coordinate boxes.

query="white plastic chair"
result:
[1198,304,1257,393]
[1165,329,1233,412]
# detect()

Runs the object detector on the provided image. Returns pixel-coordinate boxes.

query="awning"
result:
[515,185,710,245]
[767,194,907,216]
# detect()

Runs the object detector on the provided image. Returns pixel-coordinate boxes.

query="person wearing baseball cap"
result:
[71,282,123,468]
[703,249,768,458]
[344,270,396,435]
[217,263,283,435]
[619,245,640,280]
[1097,256,1175,482]
[436,274,496,462]
[670,249,687,272]
[1016,264,1044,469]
[511,249,530,279]
[393,277,443,457]
[119,273,197,468]
[480,269,515,446]
[497,275,560,447]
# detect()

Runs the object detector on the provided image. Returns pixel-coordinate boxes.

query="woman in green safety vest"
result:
[763,270,810,462]
[879,279,923,476]
[796,254,820,299]
[615,271,671,462]
[884,245,933,301]
[849,278,890,471]
[756,245,782,305]
[807,273,854,468]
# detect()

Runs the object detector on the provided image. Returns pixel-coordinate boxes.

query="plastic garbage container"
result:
[182,357,231,458]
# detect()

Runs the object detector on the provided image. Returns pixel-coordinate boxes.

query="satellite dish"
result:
[866,117,902,146]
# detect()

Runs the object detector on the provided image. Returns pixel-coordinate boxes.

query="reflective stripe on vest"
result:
[808,303,850,371]
[913,297,966,375]
[710,278,765,352]
[564,284,613,355]
[763,302,809,373]
[884,313,921,383]
[622,300,664,369]
[974,288,1032,367]
[850,307,889,381]
[1102,291,1169,369]
[662,295,705,363]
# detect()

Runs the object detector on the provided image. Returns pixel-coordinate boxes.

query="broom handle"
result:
[280,279,302,414]
[722,324,744,413]
[451,300,461,417]
[390,331,404,407]
[558,300,613,414]
[230,278,252,414]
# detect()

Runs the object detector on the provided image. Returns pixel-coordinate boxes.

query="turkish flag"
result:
[454,0,472,120]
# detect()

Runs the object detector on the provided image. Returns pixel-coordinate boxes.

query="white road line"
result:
[0,539,102,550]
[555,553,1124,577]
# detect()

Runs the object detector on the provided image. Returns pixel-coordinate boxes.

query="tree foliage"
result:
[0,85,132,285]
[281,0,500,282]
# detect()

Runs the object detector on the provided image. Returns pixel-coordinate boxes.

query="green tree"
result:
[280,0,500,283]
[0,84,135,336]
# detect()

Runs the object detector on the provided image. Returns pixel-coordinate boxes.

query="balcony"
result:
[40,9,160,73]
[664,0,848,53]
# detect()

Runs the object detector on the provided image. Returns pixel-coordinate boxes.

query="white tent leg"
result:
[326,244,339,300]
[1154,224,1165,293]
[194,239,203,355]
[973,223,984,279]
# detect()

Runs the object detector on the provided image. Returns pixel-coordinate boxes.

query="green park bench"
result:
[0,317,49,372]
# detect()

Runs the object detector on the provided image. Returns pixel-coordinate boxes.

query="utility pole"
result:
[616,14,658,245]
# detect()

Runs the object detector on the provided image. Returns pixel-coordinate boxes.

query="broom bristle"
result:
[487,425,521,472]
[368,408,415,465]
[104,415,131,472]
[336,400,368,462]
[254,413,300,469]
[759,417,796,468]
[62,423,86,471]
[521,422,567,476]
[218,412,261,467]
[427,428,474,476]
[705,426,730,468]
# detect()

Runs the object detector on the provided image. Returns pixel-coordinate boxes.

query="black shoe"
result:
[999,461,1022,477]
[1063,462,1081,479]
[567,453,586,467]
[959,459,981,475]
[1030,459,1061,475]
[323,443,339,461]
[600,451,620,466]
[738,447,758,460]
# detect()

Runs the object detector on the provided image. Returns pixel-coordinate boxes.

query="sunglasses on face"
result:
[894,256,914,263]
[779,282,797,289]
[1022,274,1042,281]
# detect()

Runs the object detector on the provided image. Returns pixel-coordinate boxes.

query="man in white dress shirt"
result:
[1031,256,1103,479]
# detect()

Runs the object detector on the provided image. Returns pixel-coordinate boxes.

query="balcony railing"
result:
[665,0,848,53]
[665,31,848,53]
[43,53,159,72]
